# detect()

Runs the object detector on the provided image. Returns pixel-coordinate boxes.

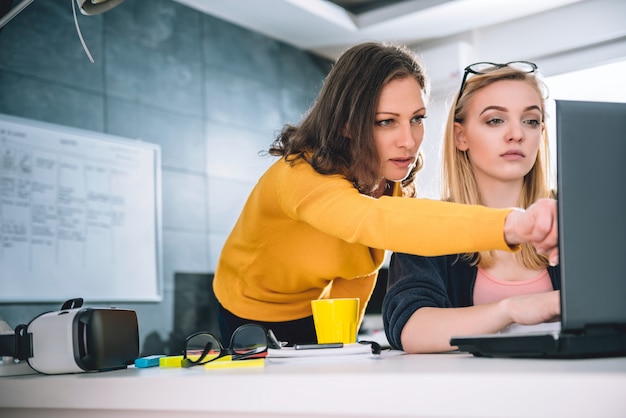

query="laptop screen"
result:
[556,100,626,331]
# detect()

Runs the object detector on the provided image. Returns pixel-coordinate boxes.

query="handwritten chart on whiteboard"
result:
[0,114,162,302]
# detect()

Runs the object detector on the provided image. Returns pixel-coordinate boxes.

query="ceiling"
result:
[171,0,583,60]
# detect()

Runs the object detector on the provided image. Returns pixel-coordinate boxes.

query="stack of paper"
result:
[267,343,373,358]
[265,343,403,364]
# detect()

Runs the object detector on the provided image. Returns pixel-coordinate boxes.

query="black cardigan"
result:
[382,251,561,351]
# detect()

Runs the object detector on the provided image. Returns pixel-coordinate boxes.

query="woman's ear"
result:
[454,122,469,151]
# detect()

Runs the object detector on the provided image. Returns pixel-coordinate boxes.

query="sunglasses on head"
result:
[456,61,538,103]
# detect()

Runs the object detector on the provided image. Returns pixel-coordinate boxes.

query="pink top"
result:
[473,267,553,305]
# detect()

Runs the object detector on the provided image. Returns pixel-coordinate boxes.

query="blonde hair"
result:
[442,66,553,269]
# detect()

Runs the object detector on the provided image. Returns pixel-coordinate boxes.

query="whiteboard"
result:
[0,114,162,302]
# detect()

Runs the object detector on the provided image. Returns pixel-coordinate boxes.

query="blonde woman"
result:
[383,62,560,353]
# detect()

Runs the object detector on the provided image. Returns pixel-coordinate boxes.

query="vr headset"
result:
[0,298,139,375]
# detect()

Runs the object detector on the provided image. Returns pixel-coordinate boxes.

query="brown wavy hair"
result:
[268,42,429,197]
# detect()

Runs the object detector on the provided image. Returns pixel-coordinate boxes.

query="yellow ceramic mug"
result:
[310,298,359,344]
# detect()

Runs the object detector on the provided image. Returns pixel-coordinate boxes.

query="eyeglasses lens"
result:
[231,325,268,356]
[468,62,499,73]
[505,61,536,72]
[185,333,221,365]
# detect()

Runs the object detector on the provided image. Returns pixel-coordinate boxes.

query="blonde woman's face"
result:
[454,79,543,187]
[373,77,426,182]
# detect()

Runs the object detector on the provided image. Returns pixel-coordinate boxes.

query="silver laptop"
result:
[450,100,626,358]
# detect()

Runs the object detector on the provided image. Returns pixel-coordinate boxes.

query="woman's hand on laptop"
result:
[504,198,559,266]
[500,290,561,325]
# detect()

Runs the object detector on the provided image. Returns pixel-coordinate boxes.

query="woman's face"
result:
[374,76,426,182]
[454,79,544,187]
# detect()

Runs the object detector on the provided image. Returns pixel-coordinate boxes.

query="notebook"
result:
[450,100,626,358]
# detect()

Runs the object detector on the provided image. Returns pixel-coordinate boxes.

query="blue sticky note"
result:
[134,355,165,368]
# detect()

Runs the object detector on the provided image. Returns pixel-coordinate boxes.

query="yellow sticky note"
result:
[203,356,265,370]
[159,354,210,368]
[159,355,185,368]
[159,354,265,369]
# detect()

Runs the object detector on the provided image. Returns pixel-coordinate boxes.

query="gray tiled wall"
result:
[0,0,331,355]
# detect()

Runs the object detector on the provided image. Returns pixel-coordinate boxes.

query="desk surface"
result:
[1,352,625,418]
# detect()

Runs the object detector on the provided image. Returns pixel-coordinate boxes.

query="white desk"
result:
[0,352,625,418]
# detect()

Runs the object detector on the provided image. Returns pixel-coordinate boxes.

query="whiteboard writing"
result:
[0,114,162,302]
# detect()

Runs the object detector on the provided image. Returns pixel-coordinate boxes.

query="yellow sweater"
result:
[213,158,513,323]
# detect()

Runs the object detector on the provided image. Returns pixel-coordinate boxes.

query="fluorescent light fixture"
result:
[76,0,125,15]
